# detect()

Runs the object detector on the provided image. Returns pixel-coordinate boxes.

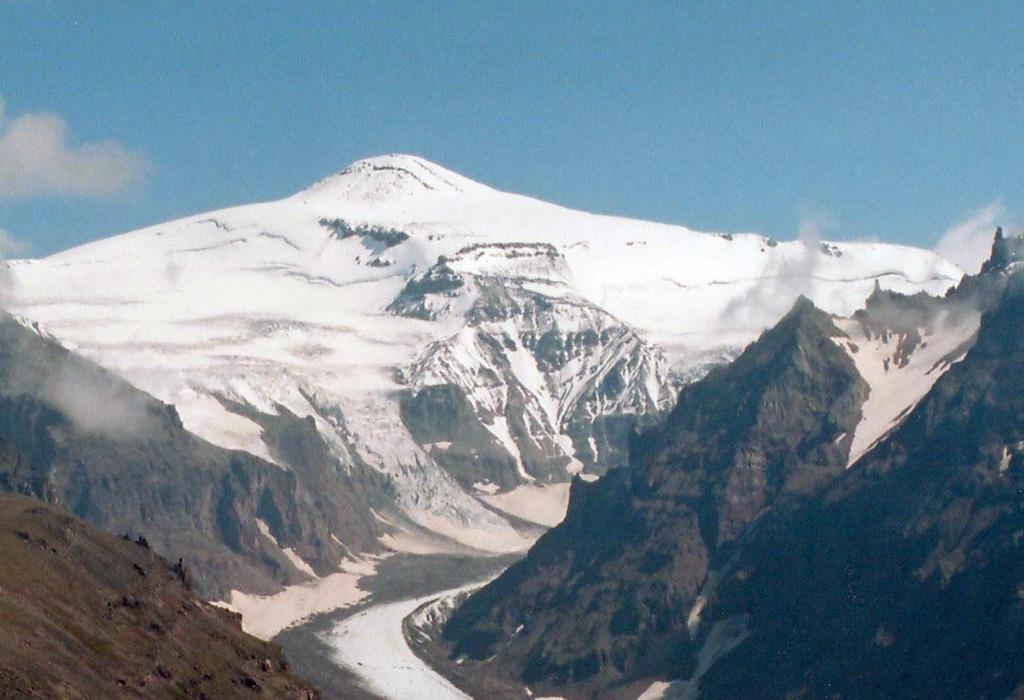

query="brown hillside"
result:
[0,491,322,699]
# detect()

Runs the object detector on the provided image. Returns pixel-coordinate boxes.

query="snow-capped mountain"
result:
[3,154,962,554]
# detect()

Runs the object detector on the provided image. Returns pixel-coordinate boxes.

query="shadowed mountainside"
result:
[443,231,1024,699]
[695,270,1024,699]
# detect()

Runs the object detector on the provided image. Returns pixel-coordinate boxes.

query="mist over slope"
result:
[0,311,385,600]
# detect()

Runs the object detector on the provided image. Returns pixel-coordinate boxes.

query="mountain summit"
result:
[300,154,494,202]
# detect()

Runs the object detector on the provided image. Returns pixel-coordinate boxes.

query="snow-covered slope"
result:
[3,154,962,554]
[834,313,980,465]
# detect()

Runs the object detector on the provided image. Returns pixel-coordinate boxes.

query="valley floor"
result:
[324,586,478,699]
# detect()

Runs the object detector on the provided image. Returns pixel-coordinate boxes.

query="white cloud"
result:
[934,202,1006,275]
[0,227,27,257]
[0,96,148,199]
[720,209,835,331]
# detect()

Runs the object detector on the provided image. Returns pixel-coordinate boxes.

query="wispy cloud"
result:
[721,209,834,330]
[42,359,162,440]
[934,202,1006,275]
[1,313,162,440]
[0,97,148,199]
[0,227,27,258]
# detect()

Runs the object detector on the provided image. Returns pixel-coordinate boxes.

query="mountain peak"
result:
[980,226,1024,276]
[767,294,833,337]
[786,294,817,316]
[298,153,493,202]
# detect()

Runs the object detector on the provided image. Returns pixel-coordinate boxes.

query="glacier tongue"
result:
[4,154,964,558]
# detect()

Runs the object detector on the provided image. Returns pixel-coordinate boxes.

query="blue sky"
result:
[0,2,1021,263]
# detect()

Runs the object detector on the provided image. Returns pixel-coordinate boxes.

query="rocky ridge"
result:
[394,241,675,487]
[695,248,1024,699]
[444,296,871,695]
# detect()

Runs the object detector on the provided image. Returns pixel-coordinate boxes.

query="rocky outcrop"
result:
[318,217,409,253]
[694,270,1024,699]
[400,383,523,491]
[980,226,1024,276]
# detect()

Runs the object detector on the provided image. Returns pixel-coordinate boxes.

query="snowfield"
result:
[3,154,964,566]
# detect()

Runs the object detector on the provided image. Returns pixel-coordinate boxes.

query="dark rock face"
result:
[635,297,867,545]
[214,397,389,566]
[401,383,522,491]
[319,217,409,249]
[852,284,962,366]
[387,262,466,319]
[0,491,320,699]
[0,314,382,599]
[980,226,1024,276]
[693,272,1024,699]
[444,297,869,694]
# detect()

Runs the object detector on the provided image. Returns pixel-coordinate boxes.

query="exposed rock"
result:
[980,226,1024,276]
[400,383,522,491]
[394,243,676,486]
[318,217,410,249]
[696,269,1024,699]
[214,396,389,565]
[445,231,1024,699]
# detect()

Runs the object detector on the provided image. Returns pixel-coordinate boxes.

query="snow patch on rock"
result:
[835,309,980,465]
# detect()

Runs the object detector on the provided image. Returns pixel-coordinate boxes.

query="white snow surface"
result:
[636,682,674,700]
[4,154,963,553]
[834,310,980,465]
